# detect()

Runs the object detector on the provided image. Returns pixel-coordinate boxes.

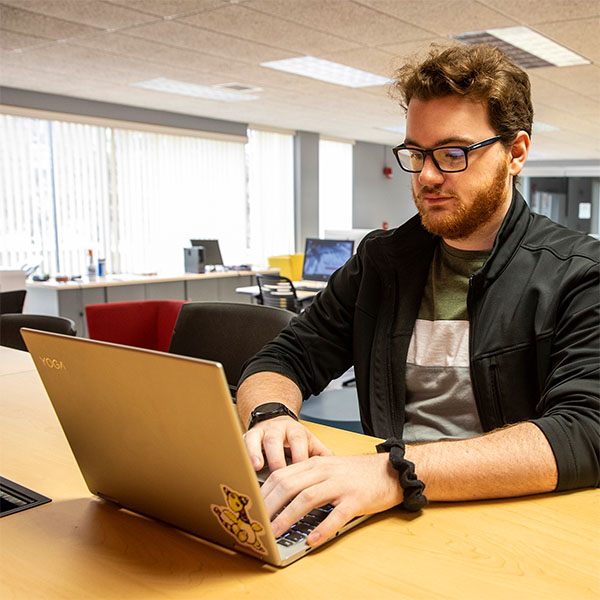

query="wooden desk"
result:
[0,345,34,377]
[1,347,598,599]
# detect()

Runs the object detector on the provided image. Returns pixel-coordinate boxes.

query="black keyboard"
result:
[275,504,334,547]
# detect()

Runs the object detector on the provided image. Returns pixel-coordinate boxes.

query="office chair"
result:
[85,300,187,352]
[0,314,76,351]
[256,273,308,314]
[168,302,294,396]
[0,290,27,314]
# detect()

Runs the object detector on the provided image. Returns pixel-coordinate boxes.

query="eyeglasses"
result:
[392,136,502,173]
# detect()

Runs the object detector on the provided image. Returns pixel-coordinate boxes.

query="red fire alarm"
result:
[383,166,393,179]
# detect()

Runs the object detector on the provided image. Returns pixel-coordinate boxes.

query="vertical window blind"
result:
[0,113,295,276]
[0,115,56,273]
[318,138,353,238]
[246,128,295,263]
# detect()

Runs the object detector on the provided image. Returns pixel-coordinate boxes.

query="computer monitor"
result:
[302,238,354,282]
[323,229,372,253]
[190,239,223,266]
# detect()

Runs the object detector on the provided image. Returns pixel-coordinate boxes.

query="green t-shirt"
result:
[401,241,490,444]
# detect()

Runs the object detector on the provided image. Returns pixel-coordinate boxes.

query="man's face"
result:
[405,95,513,243]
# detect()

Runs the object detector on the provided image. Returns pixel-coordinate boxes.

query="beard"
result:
[413,160,509,240]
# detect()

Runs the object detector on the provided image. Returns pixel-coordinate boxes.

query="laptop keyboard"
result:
[256,466,333,548]
[275,504,334,547]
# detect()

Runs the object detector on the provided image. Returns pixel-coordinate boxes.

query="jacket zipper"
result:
[488,359,506,426]
[467,276,489,430]
[468,275,505,430]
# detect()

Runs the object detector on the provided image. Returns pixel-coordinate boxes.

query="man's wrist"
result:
[376,437,428,512]
[247,402,299,430]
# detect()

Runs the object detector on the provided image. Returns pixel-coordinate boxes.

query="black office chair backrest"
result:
[256,273,302,313]
[168,302,294,394]
[0,290,27,314]
[0,314,77,351]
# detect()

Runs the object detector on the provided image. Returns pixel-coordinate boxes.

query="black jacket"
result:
[240,191,600,491]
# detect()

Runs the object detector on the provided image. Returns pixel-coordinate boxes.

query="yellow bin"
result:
[268,254,304,280]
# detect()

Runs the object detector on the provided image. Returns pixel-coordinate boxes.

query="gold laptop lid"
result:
[22,329,281,565]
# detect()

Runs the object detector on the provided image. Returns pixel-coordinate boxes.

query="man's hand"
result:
[243,416,333,472]
[260,453,403,547]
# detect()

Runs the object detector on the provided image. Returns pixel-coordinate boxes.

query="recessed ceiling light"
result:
[214,82,263,94]
[131,78,260,102]
[453,26,590,68]
[532,121,560,133]
[261,56,390,88]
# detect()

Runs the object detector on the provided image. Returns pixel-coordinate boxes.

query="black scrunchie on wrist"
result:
[376,437,428,512]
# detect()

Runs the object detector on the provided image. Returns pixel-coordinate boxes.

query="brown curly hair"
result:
[390,44,533,144]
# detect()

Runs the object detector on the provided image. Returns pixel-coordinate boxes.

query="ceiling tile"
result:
[533,64,600,98]
[124,19,295,64]
[0,0,597,158]
[0,4,101,40]
[533,102,600,139]
[0,62,101,96]
[106,0,228,18]
[533,18,600,64]
[355,0,519,36]
[180,4,360,54]
[0,0,157,30]
[314,47,398,78]
[245,0,433,46]
[529,71,600,116]
[71,31,276,84]
[0,28,52,50]
[477,0,600,23]
[1,42,198,85]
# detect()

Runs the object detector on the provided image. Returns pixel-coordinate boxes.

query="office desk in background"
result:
[1,346,598,600]
[235,284,317,303]
[25,270,274,337]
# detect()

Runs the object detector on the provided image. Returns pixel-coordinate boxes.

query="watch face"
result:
[248,402,297,430]
[255,402,284,416]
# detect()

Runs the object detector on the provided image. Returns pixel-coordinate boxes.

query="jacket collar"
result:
[476,188,531,285]
[365,186,531,285]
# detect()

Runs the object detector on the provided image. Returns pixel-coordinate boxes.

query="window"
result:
[318,138,353,238]
[0,115,56,273]
[1,113,293,276]
[110,127,246,274]
[246,128,295,262]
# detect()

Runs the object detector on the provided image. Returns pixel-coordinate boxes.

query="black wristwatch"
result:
[247,402,299,430]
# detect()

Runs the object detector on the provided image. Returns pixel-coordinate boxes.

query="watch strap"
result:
[247,402,299,430]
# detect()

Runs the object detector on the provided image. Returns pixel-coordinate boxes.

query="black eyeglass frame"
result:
[392,136,502,173]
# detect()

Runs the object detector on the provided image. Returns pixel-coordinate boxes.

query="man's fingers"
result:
[262,429,288,472]
[243,428,265,470]
[311,435,335,457]
[269,484,356,545]
[306,504,355,547]
[288,430,310,464]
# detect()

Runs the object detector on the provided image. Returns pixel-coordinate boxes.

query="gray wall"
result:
[353,141,416,230]
[294,131,320,250]
[0,86,247,136]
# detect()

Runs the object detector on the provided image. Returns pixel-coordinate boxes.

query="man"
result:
[237,44,600,548]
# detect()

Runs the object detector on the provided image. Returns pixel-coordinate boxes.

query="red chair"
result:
[85,300,187,352]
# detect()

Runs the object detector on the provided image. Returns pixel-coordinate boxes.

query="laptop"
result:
[294,238,354,290]
[22,329,371,567]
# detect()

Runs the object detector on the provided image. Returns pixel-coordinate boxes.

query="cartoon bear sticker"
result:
[211,485,266,554]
